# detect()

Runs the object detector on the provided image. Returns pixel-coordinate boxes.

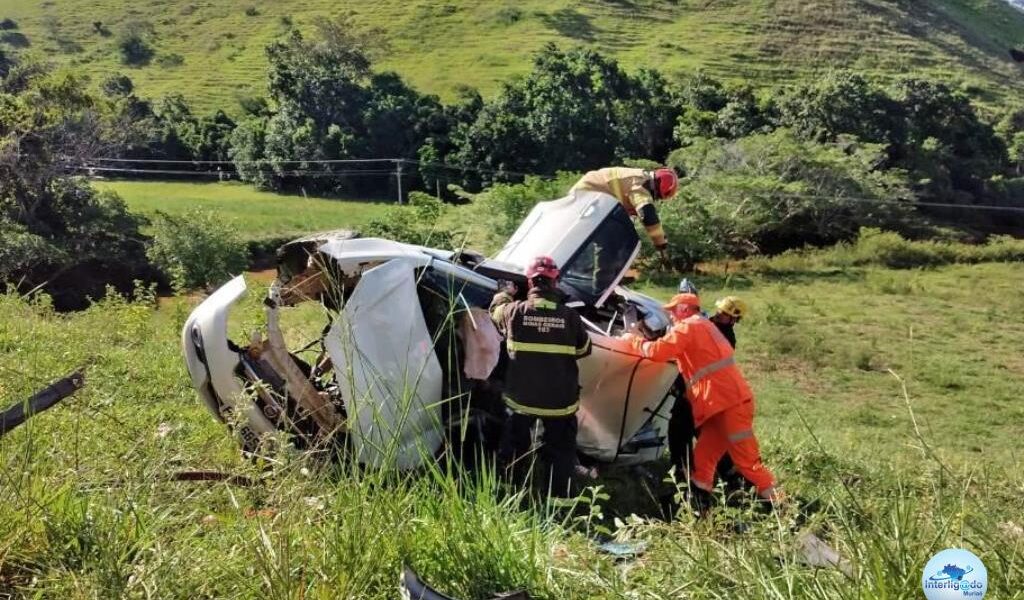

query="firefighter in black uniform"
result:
[490,256,592,497]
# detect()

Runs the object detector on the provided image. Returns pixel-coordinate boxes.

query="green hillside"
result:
[1,0,1023,111]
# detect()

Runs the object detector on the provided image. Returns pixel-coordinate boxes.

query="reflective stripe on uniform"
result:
[576,337,592,356]
[685,356,736,387]
[504,396,579,417]
[533,298,557,310]
[606,168,622,201]
[727,429,754,443]
[506,340,578,355]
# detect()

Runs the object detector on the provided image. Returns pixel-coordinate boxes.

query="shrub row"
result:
[746,228,1024,272]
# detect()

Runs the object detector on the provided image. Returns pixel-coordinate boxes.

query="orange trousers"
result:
[692,399,776,497]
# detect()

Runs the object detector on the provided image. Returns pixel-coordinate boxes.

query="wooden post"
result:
[395,159,404,205]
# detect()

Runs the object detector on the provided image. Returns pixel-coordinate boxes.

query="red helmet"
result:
[652,168,678,200]
[526,256,560,281]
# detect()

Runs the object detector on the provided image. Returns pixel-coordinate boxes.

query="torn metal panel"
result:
[264,285,344,437]
[575,334,677,463]
[324,258,444,470]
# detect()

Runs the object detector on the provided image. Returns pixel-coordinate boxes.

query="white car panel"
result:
[317,237,496,291]
[323,259,445,469]
[576,334,678,461]
[495,192,607,268]
[181,275,277,437]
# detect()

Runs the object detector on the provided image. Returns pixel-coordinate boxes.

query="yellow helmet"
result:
[715,296,748,319]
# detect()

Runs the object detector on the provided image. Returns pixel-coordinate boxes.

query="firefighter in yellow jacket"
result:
[570,167,679,265]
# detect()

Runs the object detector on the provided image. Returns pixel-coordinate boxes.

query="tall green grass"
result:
[2,260,1023,597]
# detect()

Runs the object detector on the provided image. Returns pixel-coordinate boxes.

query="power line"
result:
[85,157,400,165]
[65,165,398,177]
[65,158,1024,213]
[78,156,544,179]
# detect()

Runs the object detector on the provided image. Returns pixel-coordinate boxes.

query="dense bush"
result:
[641,198,729,272]
[361,192,461,249]
[117,23,155,65]
[146,209,248,290]
[459,173,579,237]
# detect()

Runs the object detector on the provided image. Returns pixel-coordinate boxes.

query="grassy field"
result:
[1,258,1022,597]
[94,180,392,242]
[1,0,1022,111]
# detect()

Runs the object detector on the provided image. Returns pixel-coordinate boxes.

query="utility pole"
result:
[395,159,404,205]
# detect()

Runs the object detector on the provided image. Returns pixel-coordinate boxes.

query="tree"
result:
[0,62,148,307]
[665,130,913,254]
[1009,132,1024,177]
[674,80,774,144]
[891,78,1005,197]
[146,94,236,162]
[613,68,681,162]
[452,44,675,183]
[229,116,272,189]
[417,86,483,193]
[777,70,901,145]
[238,18,439,195]
[996,106,1024,177]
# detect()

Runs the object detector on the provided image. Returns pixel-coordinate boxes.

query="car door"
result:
[323,258,445,470]
[575,331,679,462]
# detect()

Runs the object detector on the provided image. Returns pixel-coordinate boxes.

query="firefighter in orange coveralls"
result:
[623,293,781,503]
[570,167,679,266]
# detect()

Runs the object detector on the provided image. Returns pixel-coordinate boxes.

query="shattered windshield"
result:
[559,205,639,306]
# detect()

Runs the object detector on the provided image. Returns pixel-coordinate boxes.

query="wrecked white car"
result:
[182,191,681,470]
